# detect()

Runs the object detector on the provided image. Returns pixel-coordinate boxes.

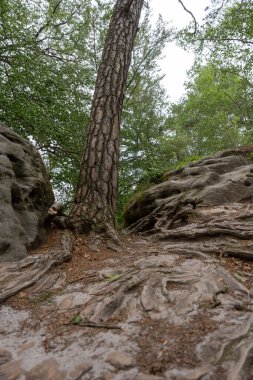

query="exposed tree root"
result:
[123,147,253,265]
[0,231,74,303]
[82,225,124,253]
[77,254,249,325]
[124,202,253,261]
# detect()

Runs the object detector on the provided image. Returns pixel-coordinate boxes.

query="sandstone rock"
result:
[0,123,54,261]
[0,360,22,380]
[0,348,12,365]
[123,145,253,254]
[25,358,66,380]
[124,146,253,228]
[69,362,92,378]
[0,230,74,303]
[58,295,74,310]
[106,351,135,369]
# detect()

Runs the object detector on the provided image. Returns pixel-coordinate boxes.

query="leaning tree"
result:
[70,0,144,237]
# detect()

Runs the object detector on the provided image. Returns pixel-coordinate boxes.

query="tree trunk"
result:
[70,0,144,234]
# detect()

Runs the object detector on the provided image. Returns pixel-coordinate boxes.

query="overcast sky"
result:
[149,0,211,102]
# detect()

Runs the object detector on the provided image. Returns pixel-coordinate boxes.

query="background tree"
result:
[192,0,253,81]
[163,64,244,161]
[168,0,253,163]
[119,12,173,213]
[195,0,253,142]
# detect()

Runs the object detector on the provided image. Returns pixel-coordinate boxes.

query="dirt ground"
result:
[31,229,253,287]
[2,229,253,380]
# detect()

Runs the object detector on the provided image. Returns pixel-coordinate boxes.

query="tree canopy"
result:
[0,0,252,224]
[0,0,172,207]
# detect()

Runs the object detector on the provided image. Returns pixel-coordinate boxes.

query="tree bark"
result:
[70,0,144,234]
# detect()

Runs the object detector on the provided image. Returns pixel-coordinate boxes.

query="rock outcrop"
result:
[0,123,54,261]
[124,146,253,261]
[124,146,253,229]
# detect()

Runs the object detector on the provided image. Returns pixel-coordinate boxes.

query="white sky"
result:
[150,0,211,102]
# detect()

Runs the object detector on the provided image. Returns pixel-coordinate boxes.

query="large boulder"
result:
[0,123,54,261]
[124,145,253,244]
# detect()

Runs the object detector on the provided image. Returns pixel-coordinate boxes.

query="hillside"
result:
[1,146,253,379]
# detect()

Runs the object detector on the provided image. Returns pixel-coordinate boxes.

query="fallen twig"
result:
[68,320,122,330]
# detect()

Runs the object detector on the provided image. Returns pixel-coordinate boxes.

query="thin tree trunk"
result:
[70,0,144,235]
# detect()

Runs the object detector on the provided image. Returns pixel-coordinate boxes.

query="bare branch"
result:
[35,0,63,38]
[125,31,171,97]
[178,0,197,35]
[220,67,253,87]
[198,37,253,46]
[91,16,98,71]
[51,0,63,16]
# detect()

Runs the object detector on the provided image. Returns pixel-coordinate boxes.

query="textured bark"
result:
[71,0,144,233]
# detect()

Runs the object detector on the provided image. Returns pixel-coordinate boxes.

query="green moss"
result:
[29,291,52,303]
[175,155,203,169]
[246,152,253,160]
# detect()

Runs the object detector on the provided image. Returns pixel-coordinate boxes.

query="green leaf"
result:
[234,273,247,283]
[71,315,82,325]
[104,274,122,282]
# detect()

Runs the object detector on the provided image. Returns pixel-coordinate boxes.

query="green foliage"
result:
[119,0,252,223]
[198,0,253,75]
[0,0,174,210]
[117,12,174,215]
[29,291,52,303]
[174,0,253,162]
[0,0,112,202]
[71,315,82,324]
[3,0,252,226]
[175,155,202,169]
[165,64,245,160]
[246,152,253,161]
[179,0,253,77]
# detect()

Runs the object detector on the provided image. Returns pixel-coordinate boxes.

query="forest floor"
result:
[2,229,253,380]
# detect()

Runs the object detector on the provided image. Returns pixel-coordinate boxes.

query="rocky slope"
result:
[2,145,253,379]
[124,145,253,261]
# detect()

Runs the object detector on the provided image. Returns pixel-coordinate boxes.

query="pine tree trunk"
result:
[70,0,144,234]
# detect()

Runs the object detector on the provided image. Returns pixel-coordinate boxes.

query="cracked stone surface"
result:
[2,236,253,379]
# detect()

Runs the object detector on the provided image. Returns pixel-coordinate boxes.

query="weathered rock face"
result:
[124,146,253,231]
[124,145,253,261]
[0,123,54,261]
